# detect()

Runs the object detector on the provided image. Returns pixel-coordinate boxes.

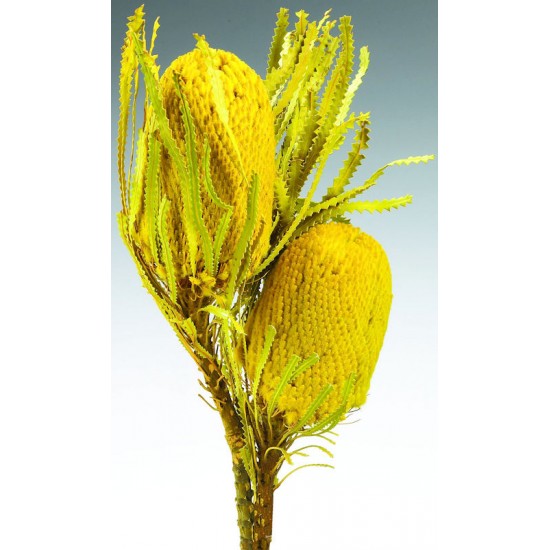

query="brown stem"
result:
[205,370,255,548]
[233,459,254,549]
[251,453,278,550]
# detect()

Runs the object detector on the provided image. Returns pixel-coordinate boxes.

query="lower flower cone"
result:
[245,223,393,426]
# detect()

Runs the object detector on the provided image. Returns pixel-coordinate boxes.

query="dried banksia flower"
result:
[158,48,276,278]
[245,223,392,426]
[117,6,434,549]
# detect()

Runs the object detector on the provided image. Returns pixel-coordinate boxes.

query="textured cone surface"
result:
[158,48,275,276]
[245,223,393,426]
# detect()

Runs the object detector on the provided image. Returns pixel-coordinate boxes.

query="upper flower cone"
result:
[157,47,276,279]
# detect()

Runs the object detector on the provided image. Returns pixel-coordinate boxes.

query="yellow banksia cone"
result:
[245,223,393,426]
[158,47,276,279]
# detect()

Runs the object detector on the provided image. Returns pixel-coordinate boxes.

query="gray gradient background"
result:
[111,1,437,548]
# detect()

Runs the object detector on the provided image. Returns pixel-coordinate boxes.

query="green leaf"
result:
[251,325,276,404]
[273,21,319,119]
[335,46,370,126]
[254,117,357,276]
[266,7,290,72]
[304,154,435,221]
[267,353,320,418]
[174,78,215,275]
[287,384,334,435]
[195,35,246,180]
[319,16,355,123]
[339,195,413,215]
[128,128,148,230]
[213,210,232,273]
[265,36,302,101]
[158,197,178,303]
[267,355,300,418]
[149,16,160,54]
[324,115,370,199]
[202,139,232,211]
[118,6,145,214]
[201,305,245,335]
[273,175,291,220]
[181,317,213,360]
[132,34,199,274]
[202,138,234,273]
[291,17,356,195]
[144,128,161,265]
[303,373,356,436]
[289,444,334,460]
[226,174,260,298]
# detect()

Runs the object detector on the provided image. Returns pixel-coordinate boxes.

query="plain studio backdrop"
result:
[1,0,549,549]
[110,1,437,549]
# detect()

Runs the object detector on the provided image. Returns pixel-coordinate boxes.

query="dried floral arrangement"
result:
[116,5,434,548]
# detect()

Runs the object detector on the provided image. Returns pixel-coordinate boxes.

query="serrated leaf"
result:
[319,16,354,122]
[212,210,232,274]
[267,355,300,418]
[128,127,148,231]
[201,305,246,335]
[304,154,435,221]
[388,154,435,167]
[324,115,370,199]
[287,384,334,435]
[254,117,356,276]
[274,175,291,220]
[144,127,161,265]
[265,22,305,102]
[158,197,178,303]
[267,7,290,72]
[335,46,370,126]
[195,35,246,180]
[273,21,318,120]
[226,174,260,298]
[149,16,160,54]
[202,139,231,211]
[339,195,413,215]
[201,138,234,273]
[251,325,276,404]
[181,317,212,360]
[291,17,355,195]
[132,34,199,274]
[267,353,320,418]
[118,6,145,214]
[302,373,356,436]
[174,78,215,275]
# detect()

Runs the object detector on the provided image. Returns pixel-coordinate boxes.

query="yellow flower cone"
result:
[245,223,393,425]
[157,47,276,279]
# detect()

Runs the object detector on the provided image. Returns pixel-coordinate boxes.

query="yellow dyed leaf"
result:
[267,7,290,72]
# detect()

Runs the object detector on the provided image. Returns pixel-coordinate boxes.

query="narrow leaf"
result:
[118,6,145,214]
[144,128,161,265]
[267,353,320,418]
[324,115,370,199]
[226,174,260,298]
[287,384,334,435]
[158,197,178,303]
[251,325,277,404]
[174,78,215,275]
[267,7,290,72]
[133,35,199,273]
[201,305,246,335]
